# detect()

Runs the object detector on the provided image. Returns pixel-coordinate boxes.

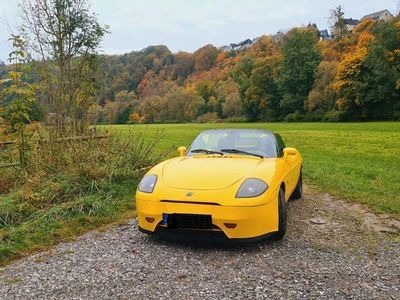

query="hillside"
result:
[93,16,400,124]
[1,16,399,125]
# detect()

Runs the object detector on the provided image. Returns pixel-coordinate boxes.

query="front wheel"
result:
[272,187,287,240]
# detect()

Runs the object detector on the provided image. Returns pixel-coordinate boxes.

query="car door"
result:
[275,133,301,198]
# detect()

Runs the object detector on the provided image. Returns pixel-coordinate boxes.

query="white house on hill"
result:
[342,9,393,33]
[343,18,359,33]
[361,9,393,22]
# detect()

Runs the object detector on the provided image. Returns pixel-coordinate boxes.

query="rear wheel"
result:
[272,187,287,240]
[291,171,303,200]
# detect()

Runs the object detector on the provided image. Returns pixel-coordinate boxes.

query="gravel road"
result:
[0,186,399,299]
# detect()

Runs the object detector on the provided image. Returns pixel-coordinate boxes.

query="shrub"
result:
[323,110,351,121]
[285,111,306,122]
[223,117,248,123]
[196,112,221,123]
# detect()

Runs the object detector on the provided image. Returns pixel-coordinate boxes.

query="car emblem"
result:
[186,192,193,197]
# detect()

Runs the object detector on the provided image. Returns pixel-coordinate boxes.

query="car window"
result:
[188,130,278,158]
[274,133,286,157]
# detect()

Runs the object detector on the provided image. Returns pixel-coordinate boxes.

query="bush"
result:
[223,117,248,123]
[323,110,351,121]
[284,111,306,122]
[284,111,326,122]
[196,112,222,123]
[393,111,400,121]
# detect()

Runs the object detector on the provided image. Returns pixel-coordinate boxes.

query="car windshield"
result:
[188,130,278,158]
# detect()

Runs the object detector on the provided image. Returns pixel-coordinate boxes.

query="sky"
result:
[0,0,398,62]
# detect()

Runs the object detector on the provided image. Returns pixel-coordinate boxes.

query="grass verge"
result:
[0,180,135,265]
[0,130,167,265]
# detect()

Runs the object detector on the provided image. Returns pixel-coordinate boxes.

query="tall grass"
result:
[0,129,168,264]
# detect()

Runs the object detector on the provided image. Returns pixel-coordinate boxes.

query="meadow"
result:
[104,122,400,217]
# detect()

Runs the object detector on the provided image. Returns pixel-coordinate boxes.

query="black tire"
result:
[272,187,287,240]
[291,171,303,200]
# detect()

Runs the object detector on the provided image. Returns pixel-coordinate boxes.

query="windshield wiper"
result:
[220,148,264,159]
[190,148,224,155]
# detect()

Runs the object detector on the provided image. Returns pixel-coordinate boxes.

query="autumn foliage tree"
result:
[306,61,338,114]
[193,45,220,72]
[20,0,108,133]
[334,19,400,120]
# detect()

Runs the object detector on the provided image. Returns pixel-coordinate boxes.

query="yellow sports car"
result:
[136,129,302,241]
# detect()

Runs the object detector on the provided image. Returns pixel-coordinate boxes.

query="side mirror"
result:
[283,147,298,160]
[178,146,187,157]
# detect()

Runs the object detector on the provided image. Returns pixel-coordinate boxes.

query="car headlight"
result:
[138,174,158,193]
[236,178,268,198]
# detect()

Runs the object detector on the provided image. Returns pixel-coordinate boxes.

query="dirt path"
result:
[0,186,399,299]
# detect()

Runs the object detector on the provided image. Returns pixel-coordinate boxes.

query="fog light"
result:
[224,223,237,229]
[145,217,155,223]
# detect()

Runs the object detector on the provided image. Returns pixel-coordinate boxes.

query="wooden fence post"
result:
[19,128,25,168]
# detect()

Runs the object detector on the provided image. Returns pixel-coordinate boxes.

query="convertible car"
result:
[136,129,302,241]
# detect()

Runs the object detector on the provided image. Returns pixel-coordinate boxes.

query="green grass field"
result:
[103,122,400,217]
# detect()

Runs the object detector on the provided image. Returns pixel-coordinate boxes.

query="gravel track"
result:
[0,186,399,299]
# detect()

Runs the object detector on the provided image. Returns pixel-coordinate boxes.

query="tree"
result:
[193,45,220,72]
[170,51,194,81]
[215,79,242,118]
[137,72,176,99]
[100,100,121,124]
[279,27,321,115]
[0,35,37,167]
[363,21,400,119]
[333,41,368,119]
[306,61,338,114]
[20,0,108,134]
[133,87,202,123]
[114,90,138,123]
[195,80,217,115]
[231,53,281,121]
[0,35,36,131]
[250,57,281,120]
[231,56,256,120]
[333,20,400,120]
[329,5,348,39]
[162,88,203,122]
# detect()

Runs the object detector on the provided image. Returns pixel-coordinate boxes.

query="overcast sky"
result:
[0,0,398,62]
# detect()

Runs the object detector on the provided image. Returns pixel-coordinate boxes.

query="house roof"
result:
[361,9,392,21]
[319,30,329,37]
[343,18,359,25]
[237,39,252,47]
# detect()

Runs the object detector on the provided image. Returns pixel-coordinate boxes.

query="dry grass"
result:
[0,128,168,264]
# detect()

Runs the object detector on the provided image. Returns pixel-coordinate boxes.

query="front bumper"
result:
[136,198,279,240]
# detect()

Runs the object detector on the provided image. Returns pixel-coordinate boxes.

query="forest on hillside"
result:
[1,8,400,125]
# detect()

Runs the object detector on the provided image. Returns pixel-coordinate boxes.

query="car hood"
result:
[162,156,267,190]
